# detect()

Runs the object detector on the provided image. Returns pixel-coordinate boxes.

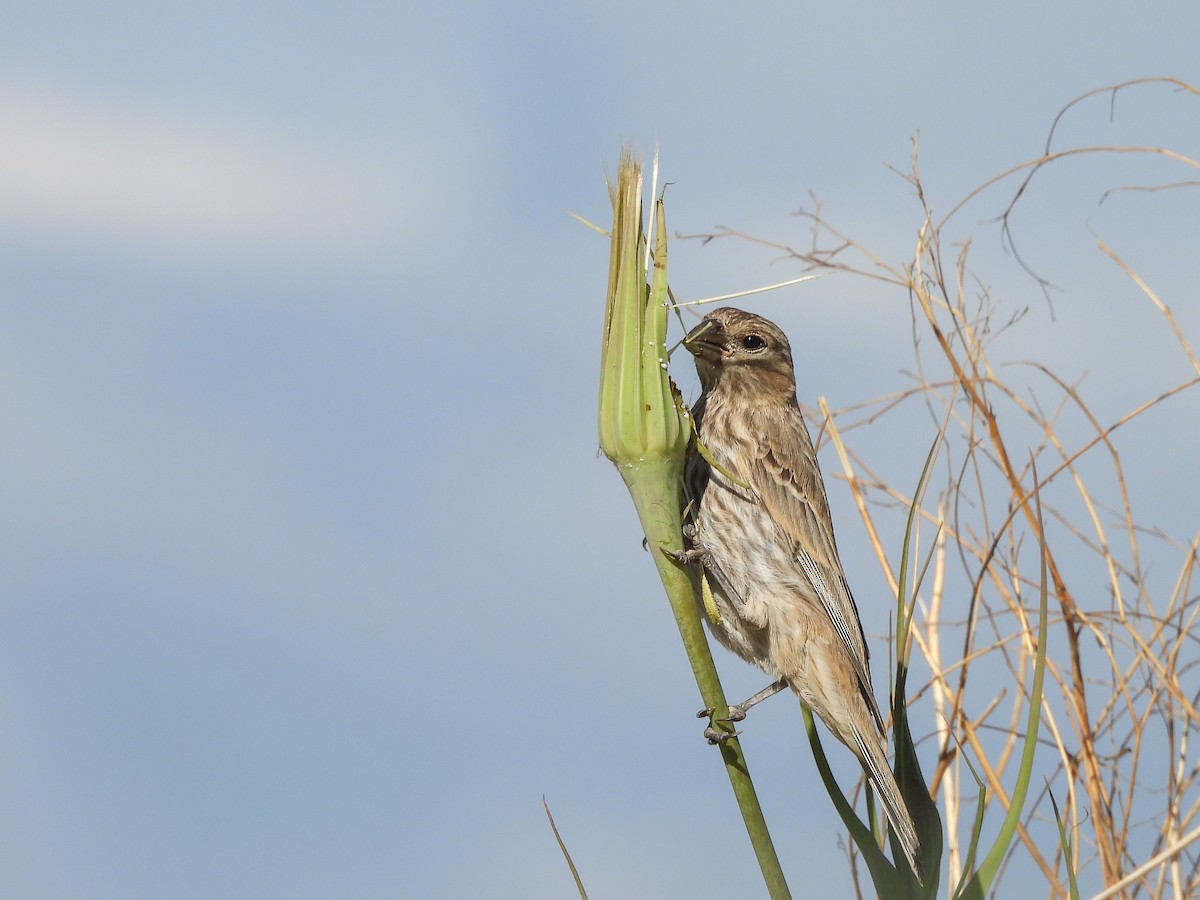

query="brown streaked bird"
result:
[675,306,921,879]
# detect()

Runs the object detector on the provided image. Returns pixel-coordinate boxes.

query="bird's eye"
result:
[741,334,767,352]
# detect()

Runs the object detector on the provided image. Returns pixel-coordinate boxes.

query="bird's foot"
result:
[703,724,740,744]
[724,704,748,723]
[695,680,790,744]
[666,547,706,566]
[696,705,744,744]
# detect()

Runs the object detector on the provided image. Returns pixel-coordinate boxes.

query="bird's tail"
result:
[852,727,923,883]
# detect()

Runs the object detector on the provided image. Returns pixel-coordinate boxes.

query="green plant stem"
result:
[620,460,791,900]
[599,152,789,899]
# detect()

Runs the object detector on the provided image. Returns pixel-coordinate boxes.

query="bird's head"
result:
[682,307,797,402]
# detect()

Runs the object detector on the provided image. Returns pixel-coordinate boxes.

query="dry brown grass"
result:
[687,78,1200,898]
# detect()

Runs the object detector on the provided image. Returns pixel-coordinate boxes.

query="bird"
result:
[674,306,922,879]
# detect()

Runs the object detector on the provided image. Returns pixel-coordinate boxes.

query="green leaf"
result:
[954,469,1051,897]
[891,435,945,897]
[803,707,907,895]
[544,796,589,900]
[1048,788,1081,900]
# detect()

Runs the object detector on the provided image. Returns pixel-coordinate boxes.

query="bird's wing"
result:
[744,404,885,733]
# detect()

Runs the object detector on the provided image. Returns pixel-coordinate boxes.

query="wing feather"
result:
[744,404,885,733]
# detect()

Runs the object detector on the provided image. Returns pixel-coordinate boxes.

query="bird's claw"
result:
[698,705,745,743]
[696,704,746,723]
[704,724,741,744]
[667,547,705,566]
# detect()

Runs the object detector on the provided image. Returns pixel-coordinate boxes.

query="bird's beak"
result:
[683,318,725,359]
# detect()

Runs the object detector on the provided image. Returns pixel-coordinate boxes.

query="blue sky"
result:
[2,3,1199,898]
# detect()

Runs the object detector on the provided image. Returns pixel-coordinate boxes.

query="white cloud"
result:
[0,80,418,266]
